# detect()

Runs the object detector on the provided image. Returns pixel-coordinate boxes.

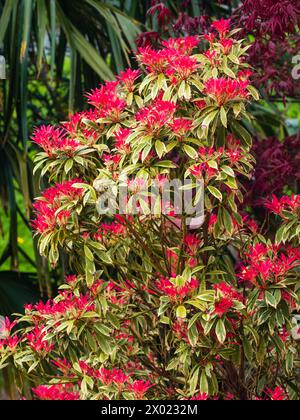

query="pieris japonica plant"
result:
[1,20,300,401]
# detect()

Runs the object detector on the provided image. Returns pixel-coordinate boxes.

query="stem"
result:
[123,218,168,276]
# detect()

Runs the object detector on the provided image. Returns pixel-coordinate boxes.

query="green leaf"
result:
[222,208,233,234]
[207,186,223,202]
[196,291,215,302]
[221,165,235,178]
[49,0,56,78]
[233,102,243,118]
[275,224,286,244]
[257,337,266,365]
[228,54,240,65]
[64,159,74,174]
[243,336,253,362]
[94,323,112,337]
[265,291,278,308]
[0,0,15,43]
[190,368,200,393]
[154,160,177,168]
[186,299,206,311]
[159,316,171,325]
[85,258,95,288]
[84,245,94,262]
[36,0,48,72]
[231,121,252,148]
[220,107,228,128]
[97,334,112,355]
[166,358,179,371]
[202,110,219,129]
[222,66,235,78]
[178,80,186,98]
[183,144,198,159]
[155,140,165,159]
[207,160,218,170]
[248,85,260,101]
[215,319,226,344]
[199,370,209,394]
[56,3,114,81]
[142,143,153,161]
[68,47,77,113]
[176,305,187,319]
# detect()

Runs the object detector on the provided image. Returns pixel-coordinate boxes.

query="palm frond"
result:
[0,0,143,309]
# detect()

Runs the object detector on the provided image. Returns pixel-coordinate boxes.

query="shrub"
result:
[0,21,299,400]
[141,0,300,100]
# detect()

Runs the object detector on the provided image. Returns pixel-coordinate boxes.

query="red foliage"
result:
[140,0,300,99]
[204,77,250,106]
[33,385,80,401]
[246,134,300,208]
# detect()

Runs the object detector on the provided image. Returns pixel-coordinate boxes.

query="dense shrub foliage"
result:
[142,0,300,99]
[0,20,300,400]
[246,134,300,210]
[236,0,300,98]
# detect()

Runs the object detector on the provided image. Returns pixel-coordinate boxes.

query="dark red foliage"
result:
[245,134,300,207]
[246,35,300,98]
[238,0,300,36]
[235,0,300,98]
[173,14,211,37]
[148,1,173,27]
[136,32,162,49]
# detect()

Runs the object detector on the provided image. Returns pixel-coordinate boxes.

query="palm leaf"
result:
[0,0,143,305]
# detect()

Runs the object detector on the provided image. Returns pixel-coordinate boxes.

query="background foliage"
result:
[0,0,144,312]
[0,0,299,399]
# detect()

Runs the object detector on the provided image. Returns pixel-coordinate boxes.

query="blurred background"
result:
[0,0,299,396]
